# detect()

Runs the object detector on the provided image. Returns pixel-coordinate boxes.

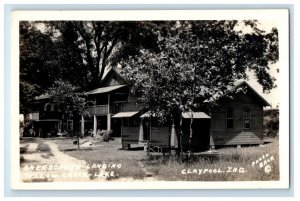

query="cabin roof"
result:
[35,93,51,100]
[112,111,139,118]
[182,112,211,119]
[233,80,271,106]
[85,84,127,95]
[204,80,271,106]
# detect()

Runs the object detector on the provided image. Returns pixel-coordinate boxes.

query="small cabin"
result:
[181,112,211,152]
[113,111,212,152]
[111,111,142,149]
[140,112,170,151]
[209,81,271,147]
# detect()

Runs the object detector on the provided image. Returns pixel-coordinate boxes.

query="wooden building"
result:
[83,68,142,138]
[181,112,211,151]
[209,81,271,147]
[111,111,142,149]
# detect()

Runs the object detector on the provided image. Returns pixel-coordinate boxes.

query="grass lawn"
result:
[55,137,146,180]
[143,137,279,181]
[53,137,279,181]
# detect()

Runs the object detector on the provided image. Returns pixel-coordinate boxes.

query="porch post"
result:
[107,114,111,131]
[93,115,97,136]
[209,131,215,150]
[58,121,62,133]
[107,94,111,130]
[139,118,144,143]
[81,115,85,137]
[170,117,177,147]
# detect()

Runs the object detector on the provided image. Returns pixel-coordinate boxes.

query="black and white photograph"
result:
[10,10,289,189]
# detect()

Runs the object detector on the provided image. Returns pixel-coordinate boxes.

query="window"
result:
[226,108,234,129]
[67,120,73,131]
[45,103,52,112]
[53,104,59,112]
[243,109,251,129]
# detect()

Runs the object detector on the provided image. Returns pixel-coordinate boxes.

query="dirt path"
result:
[21,140,106,182]
[20,139,157,183]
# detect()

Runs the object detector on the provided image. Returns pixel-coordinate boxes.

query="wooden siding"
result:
[150,127,169,146]
[29,112,39,120]
[210,93,264,146]
[122,126,140,144]
[86,105,108,115]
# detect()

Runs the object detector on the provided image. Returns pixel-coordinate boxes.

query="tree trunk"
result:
[77,132,80,150]
[73,112,80,150]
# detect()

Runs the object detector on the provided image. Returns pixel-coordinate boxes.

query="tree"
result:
[120,20,279,155]
[20,21,160,114]
[19,21,58,114]
[46,21,160,89]
[47,81,91,149]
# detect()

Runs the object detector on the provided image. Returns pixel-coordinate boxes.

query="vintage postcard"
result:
[10,9,290,190]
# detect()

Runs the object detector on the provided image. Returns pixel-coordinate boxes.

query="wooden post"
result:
[93,115,97,137]
[209,132,215,150]
[121,118,124,149]
[81,115,85,137]
[148,118,152,156]
[107,94,111,131]
[180,113,183,160]
[170,117,176,147]
[139,118,144,144]
[107,114,111,131]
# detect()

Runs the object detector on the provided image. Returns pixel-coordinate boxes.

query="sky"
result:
[242,20,280,108]
[247,64,279,108]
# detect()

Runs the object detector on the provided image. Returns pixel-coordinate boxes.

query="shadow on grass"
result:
[20,156,39,165]
[20,147,27,154]
[141,153,220,165]
[20,137,37,143]
[63,148,93,152]
[117,147,144,151]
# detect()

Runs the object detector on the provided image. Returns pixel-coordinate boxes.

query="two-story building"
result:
[29,68,141,138]
[83,68,142,138]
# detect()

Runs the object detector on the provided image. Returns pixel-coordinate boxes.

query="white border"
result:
[10,9,290,190]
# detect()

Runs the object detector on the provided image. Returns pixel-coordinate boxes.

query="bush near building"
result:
[263,109,279,138]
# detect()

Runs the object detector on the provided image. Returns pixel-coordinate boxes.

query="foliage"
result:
[45,21,160,89]
[263,109,279,137]
[19,21,57,113]
[121,20,279,121]
[19,21,160,113]
[47,81,92,148]
[47,80,88,116]
[19,80,39,114]
[20,21,58,90]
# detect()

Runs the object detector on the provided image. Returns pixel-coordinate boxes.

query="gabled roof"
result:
[233,80,271,106]
[204,80,271,106]
[100,67,127,87]
[85,84,127,95]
